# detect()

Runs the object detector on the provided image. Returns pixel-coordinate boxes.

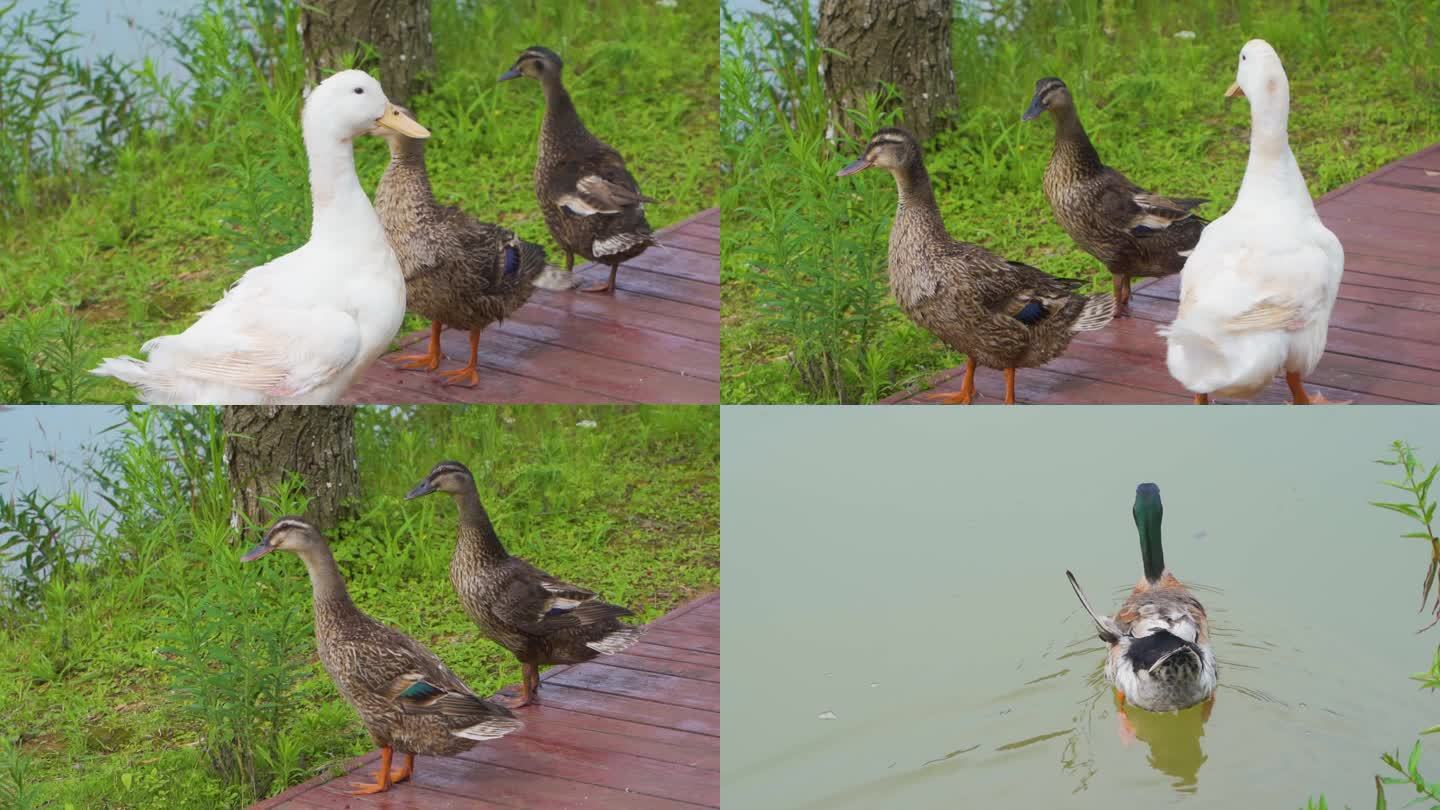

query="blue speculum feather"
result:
[544,606,572,618]
[503,245,520,277]
[1014,300,1047,325]
[400,681,443,701]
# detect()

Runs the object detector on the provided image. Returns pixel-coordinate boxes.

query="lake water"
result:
[0,406,126,574]
[722,406,1440,807]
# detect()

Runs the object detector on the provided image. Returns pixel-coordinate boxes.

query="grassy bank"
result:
[721,0,1440,404]
[0,0,720,403]
[0,405,719,808]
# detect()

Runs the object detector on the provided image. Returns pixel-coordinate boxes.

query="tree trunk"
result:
[221,406,359,533]
[301,0,433,105]
[818,0,957,142]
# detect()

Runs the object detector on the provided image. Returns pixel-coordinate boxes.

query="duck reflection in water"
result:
[1115,693,1215,791]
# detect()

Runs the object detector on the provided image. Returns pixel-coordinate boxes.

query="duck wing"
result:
[1095,167,1206,234]
[549,149,653,216]
[490,565,633,637]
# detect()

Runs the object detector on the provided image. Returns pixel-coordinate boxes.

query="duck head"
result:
[405,460,476,500]
[1021,77,1074,122]
[499,46,564,83]
[303,69,429,144]
[836,128,922,177]
[241,516,326,562]
[1226,39,1289,115]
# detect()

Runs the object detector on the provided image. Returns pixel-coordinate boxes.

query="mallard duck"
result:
[242,517,521,795]
[93,70,427,404]
[1066,484,1217,717]
[837,128,1116,404]
[1161,41,1343,405]
[1024,77,1207,317]
[373,118,550,387]
[500,46,657,294]
[405,461,644,707]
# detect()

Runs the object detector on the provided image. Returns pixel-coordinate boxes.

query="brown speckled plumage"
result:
[501,46,656,293]
[243,518,520,758]
[407,461,643,704]
[841,128,1114,400]
[1026,78,1207,314]
[374,132,547,337]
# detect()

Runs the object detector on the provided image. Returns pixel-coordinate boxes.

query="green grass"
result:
[0,0,719,403]
[0,404,719,808]
[721,0,1440,404]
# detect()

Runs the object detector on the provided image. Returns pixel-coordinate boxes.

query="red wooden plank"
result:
[283,785,512,809]
[547,665,720,713]
[1323,199,1440,235]
[623,246,723,284]
[494,315,719,381]
[500,707,719,769]
[639,627,720,655]
[593,651,720,683]
[459,732,720,806]
[1341,181,1440,216]
[1401,144,1440,171]
[522,291,719,343]
[529,683,719,737]
[622,642,721,669]
[378,752,696,809]
[658,229,720,257]
[573,262,720,309]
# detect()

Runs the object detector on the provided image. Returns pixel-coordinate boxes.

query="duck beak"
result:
[1225,82,1244,99]
[836,158,871,177]
[240,542,274,563]
[1021,94,1046,121]
[498,66,522,81]
[405,479,436,500]
[375,101,430,139]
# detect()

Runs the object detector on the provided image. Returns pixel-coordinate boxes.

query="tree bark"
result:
[301,0,433,105]
[818,0,958,142]
[221,407,359,533]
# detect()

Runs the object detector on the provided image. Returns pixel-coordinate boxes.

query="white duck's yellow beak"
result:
[375,102,430,138]
[1225,81,1244,98]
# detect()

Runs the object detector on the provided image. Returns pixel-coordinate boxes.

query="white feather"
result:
[1161,40,1343,400]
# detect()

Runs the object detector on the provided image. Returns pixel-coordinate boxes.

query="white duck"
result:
[1161,40,1343,405]
[93,70,428,404]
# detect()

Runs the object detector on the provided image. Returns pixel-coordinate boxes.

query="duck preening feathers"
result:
[838,127,1115,404]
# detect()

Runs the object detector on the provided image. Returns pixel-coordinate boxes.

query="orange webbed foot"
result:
[580,280,615,293]
[439,365,480,388]
[920,388,974,405]
[393,352,441,372]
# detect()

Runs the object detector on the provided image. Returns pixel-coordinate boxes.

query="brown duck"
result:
[406,461,645,707]
[1024,77,1207,316]
[500,46,657,294]
[839,128,1115,404]
[374,120,549,387]
[242,517,521,795]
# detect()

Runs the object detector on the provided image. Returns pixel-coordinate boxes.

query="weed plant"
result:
[0,405,719,808]
[722,0,1440,403]
[0,0,719,403]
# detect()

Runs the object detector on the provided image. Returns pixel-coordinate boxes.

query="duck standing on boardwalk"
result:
[1066,484,1217,726]
[373,116,552,388]
[1162,40,1343,405]
[406,461,645,707]
[500,46,657,294]
[93,71,426,404]
[837,128,1115,404]
[242,517,521,795]
[1024,77,1207,317]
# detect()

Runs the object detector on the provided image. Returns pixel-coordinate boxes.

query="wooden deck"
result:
[884,144,1440,404]
[344,209,719,405]
[253,591,719,810]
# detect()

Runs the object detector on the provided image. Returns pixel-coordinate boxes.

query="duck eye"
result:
[1241,54,1246,61]
[353,87,364,94]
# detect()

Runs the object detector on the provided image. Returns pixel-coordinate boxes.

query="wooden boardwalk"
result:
[254,591,719,810]
[884,144,1440,404]
[345,209,719,405]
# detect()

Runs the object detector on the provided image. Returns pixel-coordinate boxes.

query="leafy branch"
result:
[1374,441,1440,630]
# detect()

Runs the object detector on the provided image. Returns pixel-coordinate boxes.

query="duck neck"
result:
[304,130,384,247]
[296,543,359,619]
[1236,95,1309,210]
[892,160,950,242]
[453,489,509,565]
[540,75,590,145]
[1050,108,1103,176]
